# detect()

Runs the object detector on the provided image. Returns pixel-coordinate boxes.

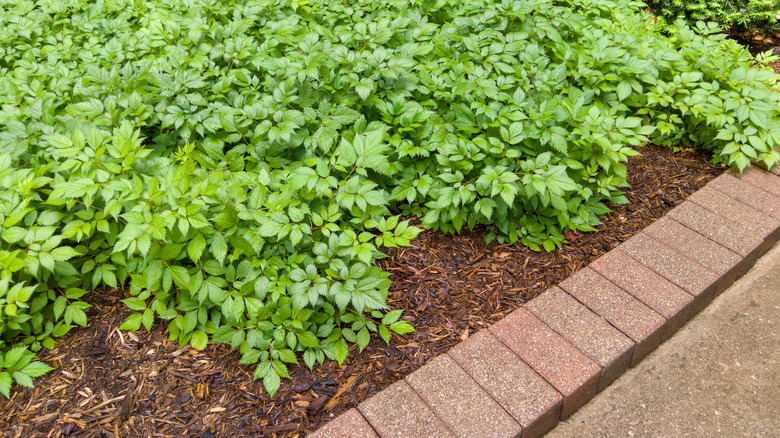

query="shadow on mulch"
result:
[0,144,725,438]
[732,29,780,73]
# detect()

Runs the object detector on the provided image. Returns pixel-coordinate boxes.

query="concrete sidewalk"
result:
[548,242,780,437]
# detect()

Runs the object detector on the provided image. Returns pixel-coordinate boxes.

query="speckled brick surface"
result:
[308,409,377,438]
[449,330,562,438]
[686,185,780,277]
[358,381,454,438]
[490,308,600,419]
[406,354,522,438]
[644,217,741,280]
[620,232,721,305]
[589,249,693,335]
[667,201,762,257]
[525,287,633,390]
[736,167,780,198]
[559,268,666,365]
[707,173,780,220]
[687,186,780,239]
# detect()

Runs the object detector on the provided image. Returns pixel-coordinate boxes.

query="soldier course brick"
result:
[406,354,522,438]
[619,232,722,309]
[308,409,378,438]
[644,217,743,289]
[489,308,600,419]
[667,201,764,258]
[358,380,454,438]
[448,330,563,438]
[707,173,780,220]
[687,186,780,239]
[736,167,780,198]
[559,268,666,365]
[589,249,694,338]
[524,287,634,391]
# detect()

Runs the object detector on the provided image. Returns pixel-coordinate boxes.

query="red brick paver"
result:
[644,217,742,288]
[688,186,780,239]
[589,249,693,335]
[358,381,454,438]
[449,330,562,438]
[406,354,522,438]
[308,409,377,438]
[667,201,763,258]
[525,287,634,390]
[707,173,780,220]
[559,268,666,365]
[686,185,780,276]
[490,309,600,419]
[619,233,721,312]
[736,167,780,198]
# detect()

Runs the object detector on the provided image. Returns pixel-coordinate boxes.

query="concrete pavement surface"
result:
[548,242,780,437]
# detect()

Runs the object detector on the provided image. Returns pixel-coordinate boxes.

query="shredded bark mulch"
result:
[1,144,725,438]
[732,29,780,73]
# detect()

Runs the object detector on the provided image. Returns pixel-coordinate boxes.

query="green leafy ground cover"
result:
[651,0,780,33]
[1,0,779,397]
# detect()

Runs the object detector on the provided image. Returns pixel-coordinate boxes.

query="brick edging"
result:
[310,167,780,438]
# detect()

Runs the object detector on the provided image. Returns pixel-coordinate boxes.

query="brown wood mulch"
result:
[733,29,780,71]
[1,144,726,438]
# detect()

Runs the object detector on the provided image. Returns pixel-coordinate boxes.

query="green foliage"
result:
[649,0,780,32]
[0,0,779,397]
[0,345,54,398]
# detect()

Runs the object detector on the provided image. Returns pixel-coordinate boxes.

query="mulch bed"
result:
[1,143,726,438]
[733,29,780,71]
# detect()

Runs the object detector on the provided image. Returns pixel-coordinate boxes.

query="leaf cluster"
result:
[649,0,780,33]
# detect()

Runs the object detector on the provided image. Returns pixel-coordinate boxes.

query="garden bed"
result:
[3,1,780,436]
[1,144,723,438]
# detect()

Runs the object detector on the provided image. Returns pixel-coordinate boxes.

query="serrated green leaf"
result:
[378,325,391,344]
[272,360,289,379]
[119,313,144,331]
[382,310,403,326]
[12,371,33,388]
[0,373,11,398]
[263,370,281,396]
[51,247,79,262]
[122,297,147,311]
[254,360,272,379]
[190,330,208,350]
[188,233,206,263]
[303,349,316,370]
[296,330,319,348]
[389,320,414,335]
[356,327,370,352]
[334,338,349,365]
[169,266,191,290]
[21,361,54,379]
[2,347,28,370]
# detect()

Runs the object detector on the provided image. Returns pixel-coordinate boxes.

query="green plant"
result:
[649,0,780,32]
[1,0,779,397]
[0,346,53,398]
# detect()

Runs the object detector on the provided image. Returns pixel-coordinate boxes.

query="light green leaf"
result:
[191,330,208,350]
[263,371,281,396]
[0,372,11,398]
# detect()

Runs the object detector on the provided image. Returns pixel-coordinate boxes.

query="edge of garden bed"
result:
[308,165,780,438]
